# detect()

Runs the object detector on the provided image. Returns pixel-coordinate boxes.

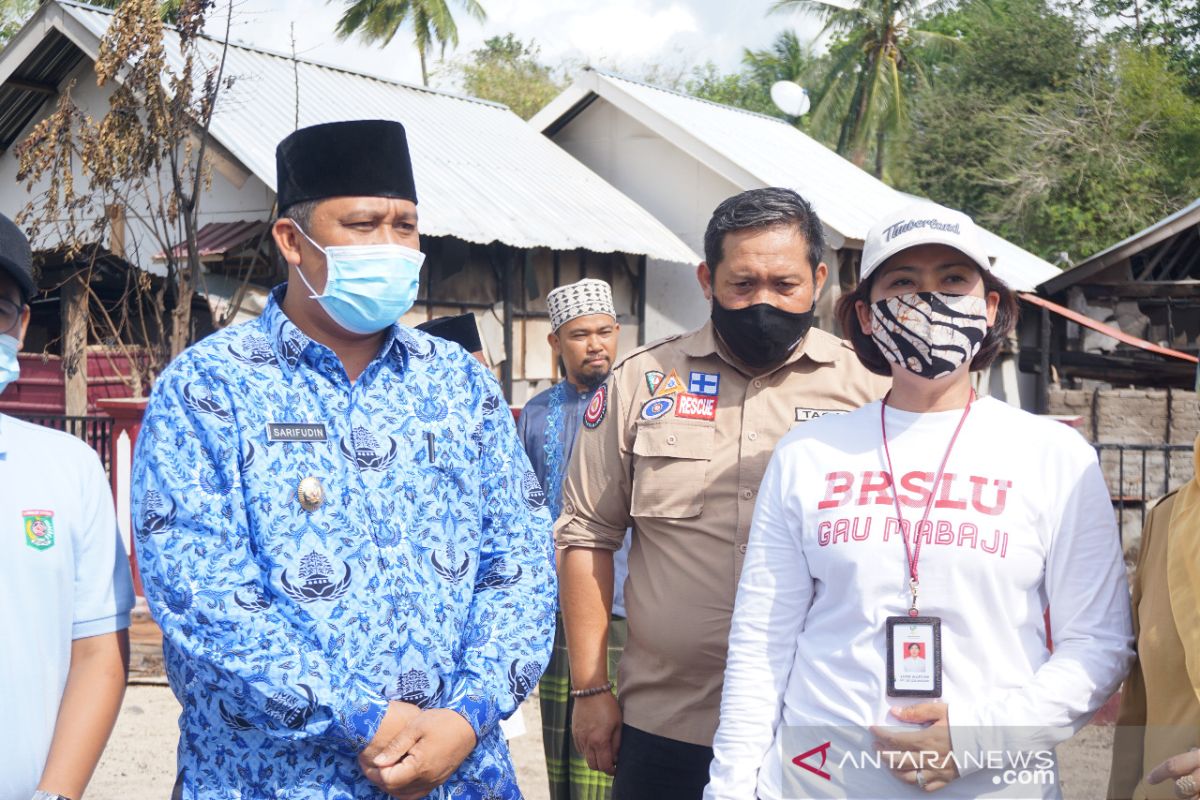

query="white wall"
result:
[548,97,845,341]
[551,98,741,340]
[0,56,275,275]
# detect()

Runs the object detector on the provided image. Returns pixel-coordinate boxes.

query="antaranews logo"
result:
[792,741,833,781]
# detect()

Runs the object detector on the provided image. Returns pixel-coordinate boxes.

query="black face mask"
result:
[711,298,815,368]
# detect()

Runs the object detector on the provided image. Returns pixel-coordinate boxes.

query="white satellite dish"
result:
[770,80,811,117]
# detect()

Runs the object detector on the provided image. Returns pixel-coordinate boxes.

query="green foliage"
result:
[771,0,961,176]
[447,33,563,120]
[1092,0,1200,95]
[683,62,781,118]
[0,0,37,49]
[898,0,1200,263]
[334,0,487,86]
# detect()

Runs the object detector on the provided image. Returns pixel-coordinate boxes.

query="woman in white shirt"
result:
[703,203,1134,800]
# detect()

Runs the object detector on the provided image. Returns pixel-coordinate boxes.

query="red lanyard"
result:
[879,390,975,616]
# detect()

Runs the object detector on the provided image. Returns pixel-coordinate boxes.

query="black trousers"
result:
[612,723,715,800]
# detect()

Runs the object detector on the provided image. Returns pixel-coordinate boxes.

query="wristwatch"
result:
[31,791,73,800]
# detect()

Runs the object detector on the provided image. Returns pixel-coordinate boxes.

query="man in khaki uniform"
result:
[556,188,889,799]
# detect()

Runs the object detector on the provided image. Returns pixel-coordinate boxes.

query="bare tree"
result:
[14,0,237,389]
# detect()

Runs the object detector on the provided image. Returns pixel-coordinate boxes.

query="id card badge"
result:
[886,616,942,698]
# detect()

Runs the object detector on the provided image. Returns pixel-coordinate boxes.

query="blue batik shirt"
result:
[131,287,556,798]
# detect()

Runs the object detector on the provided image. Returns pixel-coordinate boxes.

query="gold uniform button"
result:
[741,489,753,500]
[297,476,325,512]
[737,544,748,554]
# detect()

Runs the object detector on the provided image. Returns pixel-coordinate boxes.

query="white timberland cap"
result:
[860,202,992,282]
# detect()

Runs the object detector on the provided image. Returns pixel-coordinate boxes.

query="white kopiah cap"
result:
[860,202,992,283]
[546,278,616,331]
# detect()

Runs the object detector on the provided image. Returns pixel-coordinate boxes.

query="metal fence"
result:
[16,414,115,474]
[1095,443,1193,543]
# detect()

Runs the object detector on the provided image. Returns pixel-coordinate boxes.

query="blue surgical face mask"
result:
[292,224,426,335]
[0,334,19,394]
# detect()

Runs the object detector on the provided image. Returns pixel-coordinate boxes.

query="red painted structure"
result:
[0,350,142,414]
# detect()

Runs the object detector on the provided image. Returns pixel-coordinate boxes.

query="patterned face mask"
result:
[869,291,989,380]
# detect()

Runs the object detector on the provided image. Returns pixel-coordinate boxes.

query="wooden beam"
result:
[4,77,56,96]
[61,274,88,417]
[1134,229,1185,280]
[1081,281,1200,299]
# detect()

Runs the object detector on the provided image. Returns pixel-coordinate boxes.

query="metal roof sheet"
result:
[1039,197,1200,294]
[539,69,1060,291]
[44,2,699,264]
[155,220,268,260]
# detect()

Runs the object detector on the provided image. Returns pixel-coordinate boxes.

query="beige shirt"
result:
[1109,478,1200,799]
[555,321,891,745]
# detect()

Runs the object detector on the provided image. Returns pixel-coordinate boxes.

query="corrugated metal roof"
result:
[1040,197,1200,294]
[51,2,699,264]
[0,29,87,149]
[546,69,1059,291]
[156,220,268,259]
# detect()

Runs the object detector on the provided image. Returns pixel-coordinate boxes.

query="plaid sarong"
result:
[539,614,628,800]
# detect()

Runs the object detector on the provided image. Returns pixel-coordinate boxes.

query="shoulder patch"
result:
[653,369,685,397]
[583,385,608,429]
[640,395,675,421]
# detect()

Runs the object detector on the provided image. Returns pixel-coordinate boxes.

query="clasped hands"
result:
[871,702,960,793]
[358,701,477,799]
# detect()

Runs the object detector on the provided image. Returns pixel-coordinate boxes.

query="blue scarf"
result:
[543,381,572,519]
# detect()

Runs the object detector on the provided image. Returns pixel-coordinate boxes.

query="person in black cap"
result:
[132,120,555,799]
[417,312,487,365]
[0,212,135,800]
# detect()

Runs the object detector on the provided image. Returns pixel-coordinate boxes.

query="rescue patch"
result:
[583,385,608,428]
[645,370,665,395]
[23,509,55,551]
[675,392,718,421]
[688,371,720,396]
[795,408,848,422]
[640,395,675,421]
[653,369,685,397]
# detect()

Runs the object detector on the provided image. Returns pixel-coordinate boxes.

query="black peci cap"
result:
[0,213,34,302]
[416,313,483,355]
[275,119,417,211]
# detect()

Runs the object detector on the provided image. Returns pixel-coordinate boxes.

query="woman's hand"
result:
[871,703,960,792]
[1146,748,1200,799]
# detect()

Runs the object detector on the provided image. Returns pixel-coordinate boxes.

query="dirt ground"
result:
[91,682,1115,800]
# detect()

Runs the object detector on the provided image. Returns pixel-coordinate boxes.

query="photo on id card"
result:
[886,616,942,698]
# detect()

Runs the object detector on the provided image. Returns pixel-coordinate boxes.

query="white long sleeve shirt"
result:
[704,398,1134,800]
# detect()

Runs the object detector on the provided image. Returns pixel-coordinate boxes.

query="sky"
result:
[208,0,825,89]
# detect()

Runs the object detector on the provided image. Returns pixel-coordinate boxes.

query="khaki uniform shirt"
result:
[555,321,891,746]
[1109,439,1200,799]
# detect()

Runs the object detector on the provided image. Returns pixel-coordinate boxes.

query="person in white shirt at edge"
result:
[0,211,135,800]
[702,202,1134,800]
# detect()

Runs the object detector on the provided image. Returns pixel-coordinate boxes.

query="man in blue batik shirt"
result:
[517,278,631,800]
[131,119,556,799]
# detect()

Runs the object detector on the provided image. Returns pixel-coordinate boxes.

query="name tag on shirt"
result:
[795,408,847,423]
[886,616,943,698]
[267,422,328,442]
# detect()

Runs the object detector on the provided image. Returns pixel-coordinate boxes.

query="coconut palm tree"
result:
[334,0,486,86]
[772,0,958,176]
